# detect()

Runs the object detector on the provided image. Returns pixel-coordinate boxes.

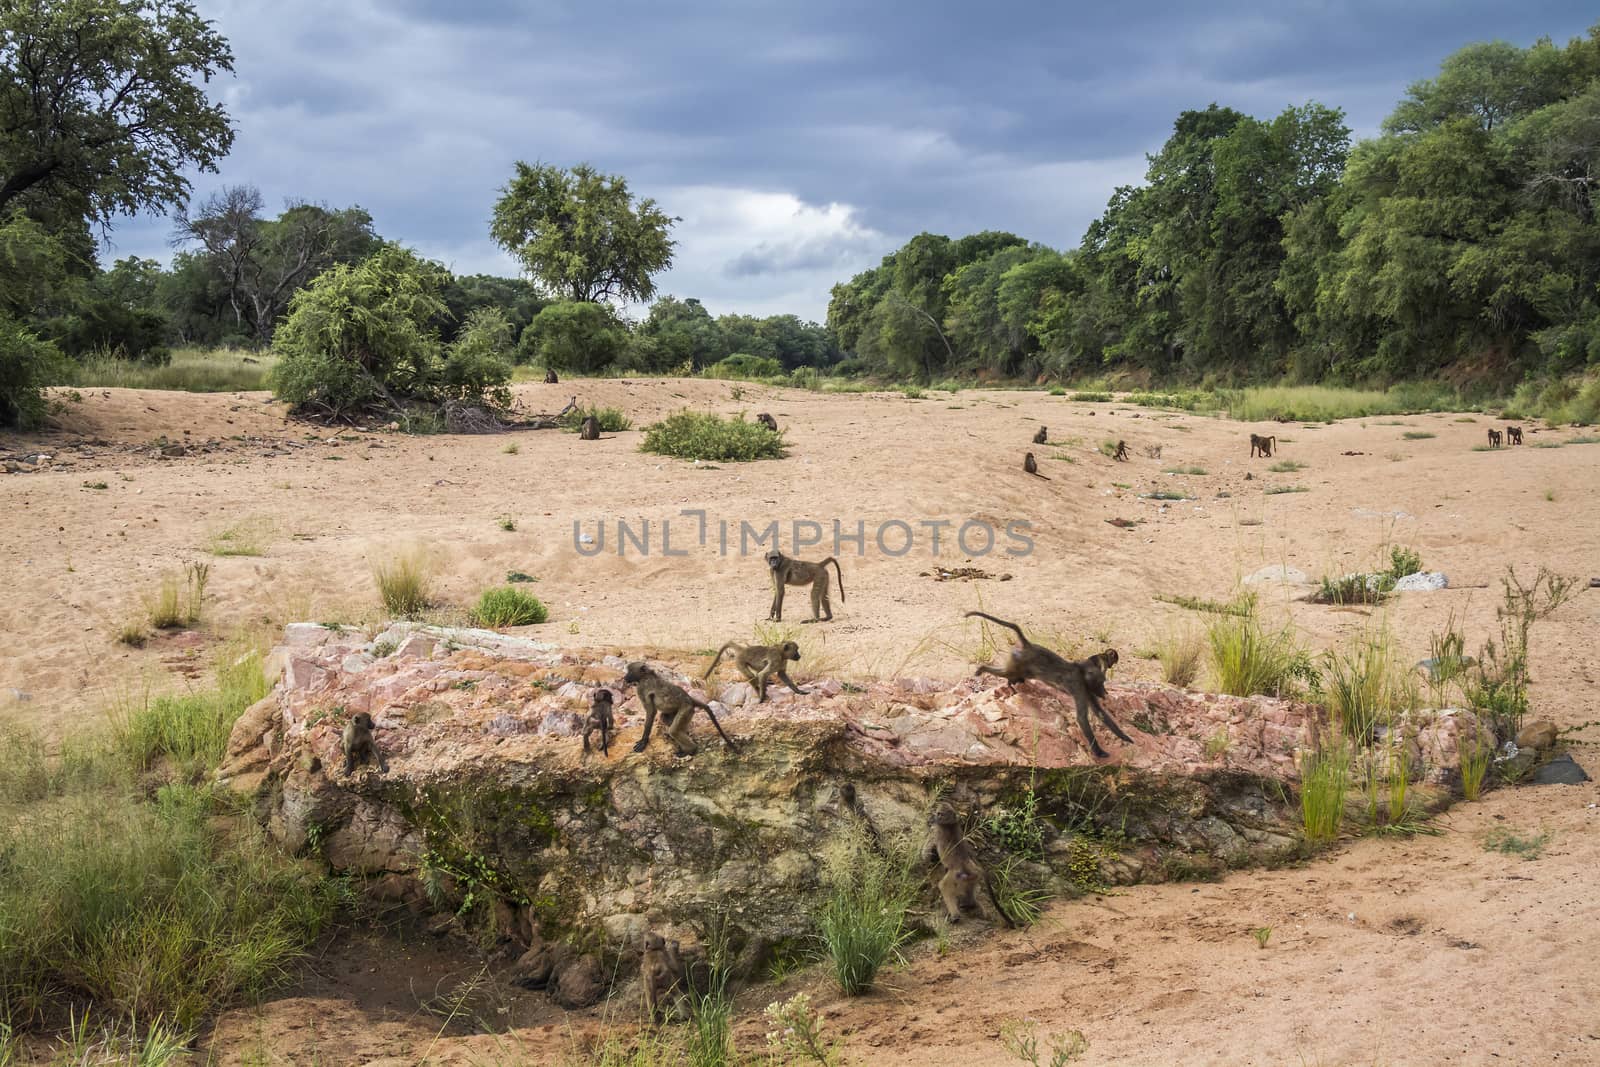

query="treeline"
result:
[827,25,1600,390]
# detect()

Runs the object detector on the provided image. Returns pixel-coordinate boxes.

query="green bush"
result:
[518,300,629,374]
[472,587,549,627]
[1207,614,1308,697]
[704,352,782,380]
[0,316,67,429]
[640,411,786,461]
[558,405,632,433]
[271,246,509,424]
[818,820,916,996]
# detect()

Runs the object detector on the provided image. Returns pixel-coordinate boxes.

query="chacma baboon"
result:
[765,550,845,623]
[640,932,685,1024]
[579,415,601,440]
[623,662,739,756]
[1507,425,1523,445]
[756,412,779,432]
[1033,425,1048,444]
[1023,451,1049,479]
[703,641,808,702]
[1488,428,1503,448]
[582,688,615,756]
[926,802,1013,927]
[544,368,559,384]
[1250,433,1276,458]
[1113,440,1130,461]
[965,611,1134,759]
[342,711,387,774]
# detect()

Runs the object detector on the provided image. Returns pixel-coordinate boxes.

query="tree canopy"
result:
[490,161,677,304]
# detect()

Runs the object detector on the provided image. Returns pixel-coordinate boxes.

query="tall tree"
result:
[0,0,234,222]
[489,162,676,304]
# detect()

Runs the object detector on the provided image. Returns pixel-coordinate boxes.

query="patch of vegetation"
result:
[1161,465,1207,475]
[640,410,785,462]
[1267,459,1305,472]
[1300,742,1350,844]
[1458,727,1492,801]
[902,385,924,399]
[1154,625,1205,687]
[472,587,548,627]
[505,570,537,583]
[496,513,516,532]
[1252,926,1273,949]
[1141,489,1193,501]
[1263,484,1310,495]
[1000,1019,1090,1066]
[81,480,109,490]
[818,818,916,996]
[206,518,272,557]
[1483,827,1550,860]
[1072,391,1111,402]
[1387,545,1423,579]
[558,404,632,433]
[1322,626,1413,742]
[1464,566,1578,737]
[1207,613,1311,698]
[1203,728,1231,760]
[114,647,272,774]
[144,562,209,629]
[372,547,432,618]
[1314,572,1392,605]
[1154,590,1257,617]
[502,441,519,454]
[68,346,275,393]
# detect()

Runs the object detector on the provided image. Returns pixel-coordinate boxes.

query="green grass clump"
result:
[1216,383,1467,423]
[1141,490,1193,501]
[818,820,915,996]
[114,649,271,774]
[1263,484,1310,495]
[1072,391,1112,402]
[1127,390,1216,411]
[1322,627,1412,742]
[640,411,786,462]
[1154,625,1205,687]
[144,562,209,629]
[206,518,272,557]
[1314,572,1392,605]
[1048,386,1066,396]
[1267,460,1306,472]
[1402,431,1436,440]
[66,346,276,392]
[1207,614,1307,698]
[1154,590,1257,617]
[372,548,432,618]
[1300,743,1350,844]
[1161,465,1207,475]
[559,405,632,433]
[1483,827,1550,860]
[472,587,548,627]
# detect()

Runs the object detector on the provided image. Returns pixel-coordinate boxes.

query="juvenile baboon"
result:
[1487,428,1503,448]
[756,412,779,432]
[582,688,615,756]
[579,415,601,440]
[1249,433,1276,458]
[965,611,1134,759]
[1113,440,1130,462]
[623,662,739,756]
[765,550,845,623]
[640,932,685,1024]
[926,802,1013,927]
[703,641,808,701]
[1033,425,1047,444]
[544,368,559,384]
[1507,425,1523,445]
[1023,452,1049,479]
[342,711,387,774]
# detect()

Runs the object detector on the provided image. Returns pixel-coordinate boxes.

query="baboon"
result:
[544,368,559,384]
[926,802,1013,927]
[1506,426,1522,445]
[703,641,808,701]
[765,550,845,623]
[1113,440,1130,462]
[756,412,779,432]
[1250,433,1276,458]
[1023,452,1049,479]
[1488,428,1503,448]
[640,932,685,1024]
[579,415,601,440]
[582,689,615,756]
[623,662,739,755]
[342,711,387,774]
[965,611,1134,759]
[1033,425,1048,444]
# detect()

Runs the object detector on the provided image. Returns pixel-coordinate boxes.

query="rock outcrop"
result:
[219,623,1490,996]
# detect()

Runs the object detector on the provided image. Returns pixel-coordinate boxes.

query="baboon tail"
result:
[700,702,740,751]
[964,611,1031,648]
[825,557,845,602]
[703,642,741,680]
[985,871,1017,928]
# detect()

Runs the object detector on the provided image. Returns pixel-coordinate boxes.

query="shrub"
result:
[640,411,785,462]
[1322,627,1412,743]
[1300,743,1350,844]
[272,247,509,425]
[1207,614,1307,697]
[0,316,67,429]
[518,300,629,374]
[558,405,632,433]
[1388,545,1423,579]
[818,820,915,995]
[373,548,432,617]
[1314,572,1392,605]
[1072,391,1111,402]
[472,587,548,627]
[705,352,782,380]
[1155,625,1205,687]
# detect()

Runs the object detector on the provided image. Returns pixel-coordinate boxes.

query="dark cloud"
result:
[101,0,1598,319]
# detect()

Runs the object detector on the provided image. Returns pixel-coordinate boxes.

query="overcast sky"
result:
[103,1,1595,322]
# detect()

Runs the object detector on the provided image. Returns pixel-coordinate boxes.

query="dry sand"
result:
[2,380,1597,1065]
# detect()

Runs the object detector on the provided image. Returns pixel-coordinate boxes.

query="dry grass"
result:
[372,547,433,618]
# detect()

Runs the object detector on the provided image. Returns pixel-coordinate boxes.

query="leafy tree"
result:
[490,162,676,304]
[271,246,508,423]
[0,0,234,223]
[519,300,630,374]
[0,214,68,426]
[640,296,725,370]
[435,273,546,347]
[0,315,65,428]
[172,185,380,342]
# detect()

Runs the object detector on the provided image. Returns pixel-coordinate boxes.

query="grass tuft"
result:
[1300,742,1350,844]
[1267,460,1306,472]
[1207,613,1307,698]
[65,346,275,392]
[818,818,916,996]
[372,547,432,618]
[558,405,632,433]
[144,563,209,629]
[1154,625,1205,687]
[471,587,548,627]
